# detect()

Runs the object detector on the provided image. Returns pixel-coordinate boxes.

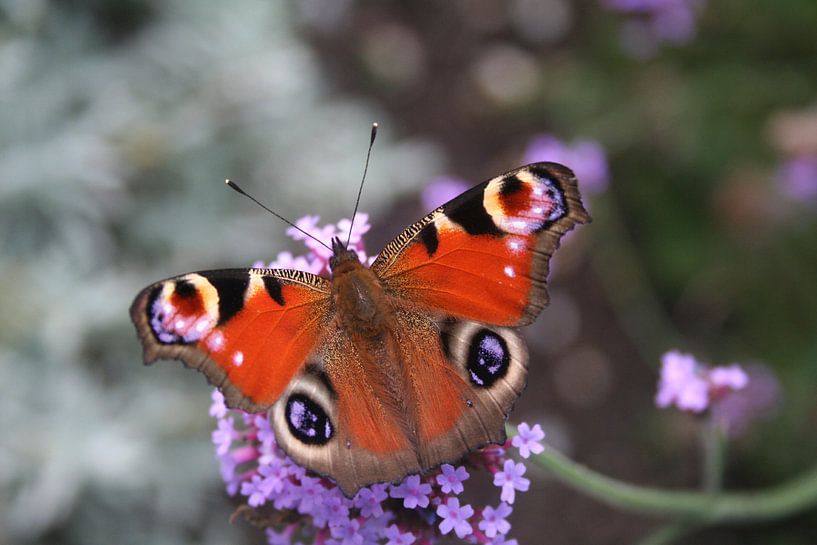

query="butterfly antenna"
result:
[345,122,378,248]
[225,179,333,252]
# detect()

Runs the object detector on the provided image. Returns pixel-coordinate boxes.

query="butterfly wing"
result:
[273,162,588,495]
[130,268,332,413]
[372,162,590,326]
[345,162,587,488]
[266,307,527,496]
[268,319,424,496]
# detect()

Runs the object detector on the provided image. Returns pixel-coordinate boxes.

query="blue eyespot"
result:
[467,329,510,388]
[285,393,334,445]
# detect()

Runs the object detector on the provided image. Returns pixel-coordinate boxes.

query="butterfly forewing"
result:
[130,268,332,412]
[372,162,589,326]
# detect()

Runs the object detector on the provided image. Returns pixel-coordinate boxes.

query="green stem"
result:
[510,425,817,523]
[701,415,727,493]
[634,520,700,545]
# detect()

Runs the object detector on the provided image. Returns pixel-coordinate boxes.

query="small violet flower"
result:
[390,475,432,509]
[435,464,469,494]
[655,351,749,414]
[511,423,545,459]
[602,0,704,58]
[353,483,388,518]
[384,525,416,545]
[493,460,531,504]
[711,363,781,437]
[436,497,474,539]
[211,417,238,456]
[210,214,537,544]
[479,503,513,538]
[524,134,609,195]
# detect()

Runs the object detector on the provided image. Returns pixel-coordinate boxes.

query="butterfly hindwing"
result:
[130,268,332,413]
[266,306,527,497]
[372,162,590,326]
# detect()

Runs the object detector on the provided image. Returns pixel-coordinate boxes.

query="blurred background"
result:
[1,0,816,543]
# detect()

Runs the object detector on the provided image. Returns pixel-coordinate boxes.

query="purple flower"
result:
[209,389,228,418]
[435,464,469,494]
[353,483,388,518]
[711,364,781,437]
[296,475,325,514]
[241,474,272,507]
[651,1,695,43]
[336,213,371,247]
[436,497,474,539]
[602,0,703,56]
[268,251,324,275]
[479,502,513,537]
[709,364,749,393]
[656,351,749,413]
[282,214,374,275]
[265,525,296,545]
[390,475,432,509]
[511,422,545,458]
[489,536,520,545]
[655,351,710,412]
[384,525,416,545]
[211,417,238,456]
[524,134,609,194]
[257,458,287,496]
[493,460,531,504]
[777,155,817,202]
[329,517,363,545]
[421,176,471,210]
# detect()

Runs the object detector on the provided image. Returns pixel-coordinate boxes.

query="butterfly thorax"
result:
[330,241,391,339]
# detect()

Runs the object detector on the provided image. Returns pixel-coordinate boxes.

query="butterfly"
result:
[130,161,589,496]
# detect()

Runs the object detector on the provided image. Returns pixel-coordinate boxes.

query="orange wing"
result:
[130,268,332,413]
[372,162,590,326]
[265,307,528,497]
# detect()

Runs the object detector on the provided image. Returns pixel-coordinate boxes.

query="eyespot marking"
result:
[467,328,510,388]
[285,393,334,445]
[148,282,216,345]
[484,168,567,235]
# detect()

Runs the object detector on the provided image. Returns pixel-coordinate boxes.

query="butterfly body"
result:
[131,162,589,495]
[329,242,391,338]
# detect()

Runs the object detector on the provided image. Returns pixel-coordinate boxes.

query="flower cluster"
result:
[216,214,544,544]
[602,0,704,58]
[655,350,748,413]
[252,214,375,276]
[212,389,540,545]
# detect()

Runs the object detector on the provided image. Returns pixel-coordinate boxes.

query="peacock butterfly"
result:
[130,160,589,496]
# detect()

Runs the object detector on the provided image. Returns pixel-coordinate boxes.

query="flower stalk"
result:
[700,415,727,494]
[513,424,817,524]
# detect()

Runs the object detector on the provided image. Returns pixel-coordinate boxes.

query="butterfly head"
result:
[329,236,361,274]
